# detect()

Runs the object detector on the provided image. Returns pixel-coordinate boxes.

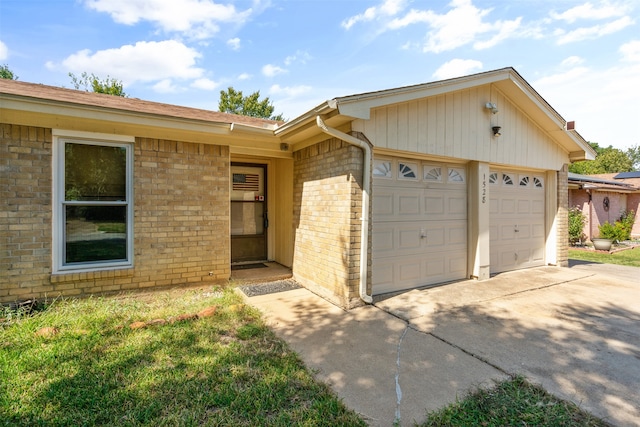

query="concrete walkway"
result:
[242,264,640,427]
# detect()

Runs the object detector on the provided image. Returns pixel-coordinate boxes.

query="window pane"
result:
[65,143,127,201]
[65,205,127,264]
[230,202,264,236]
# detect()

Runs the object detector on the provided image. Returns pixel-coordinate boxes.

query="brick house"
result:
[1,68,595,309]
[569,172,640,241]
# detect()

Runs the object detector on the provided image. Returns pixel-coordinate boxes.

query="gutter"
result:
[315,116,373,304]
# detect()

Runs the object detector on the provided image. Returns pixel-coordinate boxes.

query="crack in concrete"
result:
[471,273,597,306]
[394,325,409,425]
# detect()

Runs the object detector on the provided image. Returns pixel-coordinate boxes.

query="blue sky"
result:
[1,0,639,150]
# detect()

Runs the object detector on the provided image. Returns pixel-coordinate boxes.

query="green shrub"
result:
[616,210,635,241]
[598,210,636,242]
[568,206,586,245]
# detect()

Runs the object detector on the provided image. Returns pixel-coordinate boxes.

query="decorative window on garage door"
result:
[398,162,418,180]
[373,159,392,178]
[502,173,514,186]
[423,166,443,182]
[448,168,465,183]
[533,176,544,188]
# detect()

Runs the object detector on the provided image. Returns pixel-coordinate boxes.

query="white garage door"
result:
[372,158,468,295]
[489,170,545,274]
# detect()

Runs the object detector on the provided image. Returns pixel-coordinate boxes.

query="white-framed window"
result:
[519,175,530,187]
[533,176,544,189]
[398,162,418,180]
[53,130,134,273]
[423,166,443,182]
[502,173,514,186]
[373,159,393,178]
[447,167,465,183]
[489,172,499,185]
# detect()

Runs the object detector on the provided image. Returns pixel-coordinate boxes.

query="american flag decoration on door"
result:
[232,173,260,192]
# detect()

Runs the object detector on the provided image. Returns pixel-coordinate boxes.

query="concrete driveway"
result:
[243,262,640,426]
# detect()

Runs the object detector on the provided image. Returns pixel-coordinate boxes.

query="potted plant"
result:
[592,221,615,251]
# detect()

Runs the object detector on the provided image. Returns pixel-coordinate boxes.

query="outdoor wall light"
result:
[485,102,499,114]
[492,126,502,137]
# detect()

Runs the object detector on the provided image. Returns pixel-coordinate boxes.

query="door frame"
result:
[230,162,268,264]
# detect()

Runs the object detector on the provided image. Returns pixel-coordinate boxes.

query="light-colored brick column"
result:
[556,164,569,267]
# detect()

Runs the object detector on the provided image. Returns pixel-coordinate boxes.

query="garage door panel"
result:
[489,198,499,214]
[398,227,422,251]
[501,198,516,214]
[448,196,467,217]
[532,224,544,238]
[517,199,531,214]
[425,195,444,215]
[449,225,467,245]
[532,199,544,214]
[372,227,394,252]
[399,193,421,216]
[373,158,468,295]
[490,170,545,274]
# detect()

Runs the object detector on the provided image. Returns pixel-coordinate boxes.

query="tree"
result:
[627,145,640,171]
[218,87,284,121]
[569,142,634,174]
[0,64,18,80]
[69,72,127,97]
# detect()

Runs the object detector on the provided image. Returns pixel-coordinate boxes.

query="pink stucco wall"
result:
[569,189,640,240]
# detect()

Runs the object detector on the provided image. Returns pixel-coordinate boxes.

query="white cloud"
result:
[534,62,640,150]
[550,1,631,23]
[153,79,180,93]
[237,72,251,80]
[226,37,241,50]
[262,64,287,77]
[0,40,8,60]
[561,56,585,67]
[432,59,483,80]
[342,0,407,30]
[47,40,204,87]
[284,50,311,66]
[620,40,640,62]
[380,0,522,53]
[555,16,634,44]
[84,0,254,40]
[191,77,220,90]
[269,84,312,97]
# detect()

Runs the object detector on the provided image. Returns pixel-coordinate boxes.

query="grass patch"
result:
[569,246,640,267]
[97,222,126,233]
[420,376,609,427]
[0,287,365,426]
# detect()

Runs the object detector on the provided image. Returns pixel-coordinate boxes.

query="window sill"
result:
[51,268,134,284]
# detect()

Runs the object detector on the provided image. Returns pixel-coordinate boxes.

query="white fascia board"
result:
[334,70,513,119]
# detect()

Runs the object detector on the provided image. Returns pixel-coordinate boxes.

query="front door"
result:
[230,164,268,263]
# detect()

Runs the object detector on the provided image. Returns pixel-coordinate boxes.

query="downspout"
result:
[316,116,373,304]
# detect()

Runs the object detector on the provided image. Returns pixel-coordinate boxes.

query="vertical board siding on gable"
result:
[353,86,569,170]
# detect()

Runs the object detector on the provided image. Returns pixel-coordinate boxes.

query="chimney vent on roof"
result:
[566,121,575,131]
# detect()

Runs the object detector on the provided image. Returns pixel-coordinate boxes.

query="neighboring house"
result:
[1,67,595,309]
[569,172,640,241]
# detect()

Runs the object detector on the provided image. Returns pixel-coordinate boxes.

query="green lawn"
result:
[0,288,365,426]
[569,246,640,267]
[1,286,611,426]
[420,376,608,427]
